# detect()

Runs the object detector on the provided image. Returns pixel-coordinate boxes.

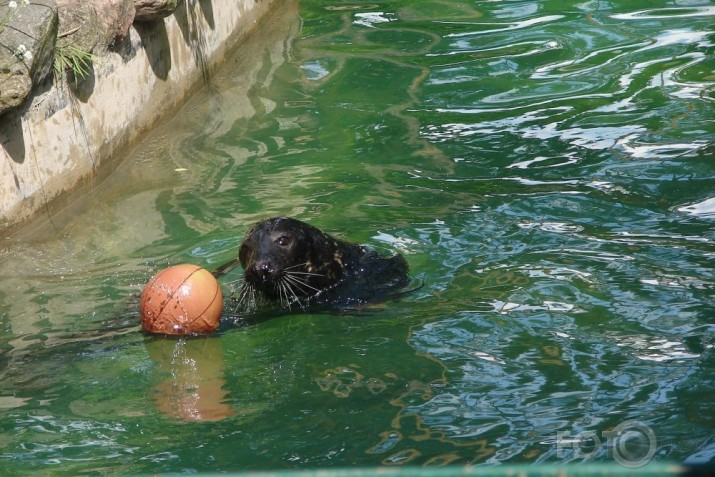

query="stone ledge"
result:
[0,0,279,235]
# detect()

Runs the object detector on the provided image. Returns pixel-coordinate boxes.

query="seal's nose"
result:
[250,260,274,282]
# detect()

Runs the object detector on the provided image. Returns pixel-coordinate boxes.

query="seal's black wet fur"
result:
[214,217,410,310]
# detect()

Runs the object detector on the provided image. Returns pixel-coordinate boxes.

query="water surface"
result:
[1,0,714,474]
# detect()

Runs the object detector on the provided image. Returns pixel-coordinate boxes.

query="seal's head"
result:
[237,217,363,306]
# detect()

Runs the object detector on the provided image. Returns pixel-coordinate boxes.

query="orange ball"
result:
[140,264,223,335]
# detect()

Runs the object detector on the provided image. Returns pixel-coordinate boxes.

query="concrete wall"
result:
[0,0,279,235]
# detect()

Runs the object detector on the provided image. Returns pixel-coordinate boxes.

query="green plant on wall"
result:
[54,42,95,86]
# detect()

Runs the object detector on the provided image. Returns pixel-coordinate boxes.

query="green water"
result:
[1,0,714,474]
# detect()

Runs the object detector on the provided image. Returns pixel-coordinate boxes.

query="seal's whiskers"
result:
[278,276,310,309]
[284,272,322,294]
[277,278,299,310]
[283,263,325,277]
[234,279,257,312]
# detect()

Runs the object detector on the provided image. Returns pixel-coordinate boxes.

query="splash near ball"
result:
[140,264,223,335]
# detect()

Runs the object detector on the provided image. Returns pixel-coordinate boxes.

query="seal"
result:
[213,217,410,309]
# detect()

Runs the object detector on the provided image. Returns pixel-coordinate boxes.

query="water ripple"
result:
[678,197,715,218]
[610,6,715,20]
[444,15,566,38]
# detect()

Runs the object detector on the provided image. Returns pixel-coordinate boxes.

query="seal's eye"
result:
[275,235,292,247]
